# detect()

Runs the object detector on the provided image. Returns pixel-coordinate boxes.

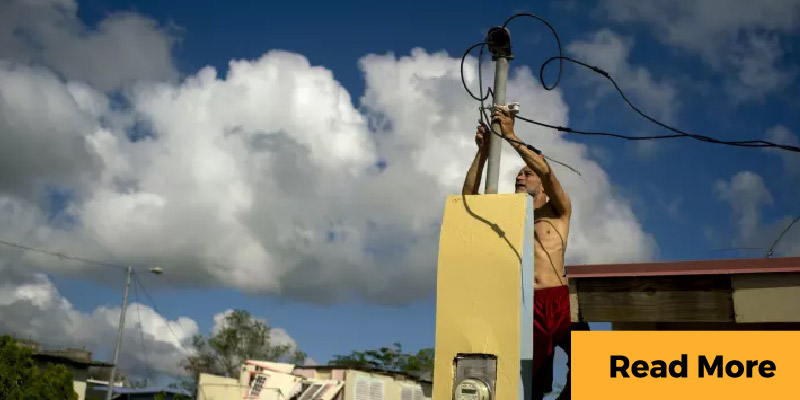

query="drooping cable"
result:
[767,212,800,258]
[0,239,125,270]
[462,13,800,154]
[131,272,155,385]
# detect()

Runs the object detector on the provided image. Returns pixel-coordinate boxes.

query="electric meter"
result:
[454,379,490,400]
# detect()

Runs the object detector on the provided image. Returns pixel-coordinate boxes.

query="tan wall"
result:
[295,369,317,379]
[433,194,530,400]
[331,370,345,381]
[344,370,430,400]
[73,380,86,400]
[239,365,304,400]
[315,370,332,380]
[198,373,247,400]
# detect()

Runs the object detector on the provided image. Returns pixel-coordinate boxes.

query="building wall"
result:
[198,373,248,400]
[331,370,345,382]
[71,367,88,400]
[294,369,317,380]
[73,380,87,400]
[343,370,430,400]
[433,194,532,400]
[315,370,332,380]
[240,364,304,400]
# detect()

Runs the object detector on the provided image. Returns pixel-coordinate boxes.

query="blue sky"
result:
[1,0,799,393]
[66,0,608,357]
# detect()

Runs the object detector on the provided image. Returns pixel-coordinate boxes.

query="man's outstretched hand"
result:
[491,107,516,140]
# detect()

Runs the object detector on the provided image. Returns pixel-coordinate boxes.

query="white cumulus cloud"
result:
[0,47,657,304]
[715,171,773,245]
[1,6,657,311]
[0,268,198,378]
[567,29,679,124]
[0,0,177,91]
[598,0,800,101]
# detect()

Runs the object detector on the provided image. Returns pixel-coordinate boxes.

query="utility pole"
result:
[106,266,132,400]
[484,26,514,194]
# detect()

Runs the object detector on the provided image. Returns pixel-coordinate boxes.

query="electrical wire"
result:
[0,238,204,395]
[710,247,764,252]
[479,108,584,179]
[460,41,491,103]
[535,56,800,152]
[133,273,210,399]
[132,273,192,359]
[0,239,125,270]
[462,13,800,154]
[461,21,582,178]
[502,12,564,90]
[132,273,155,385]
[0,238,218,281]
[767,212,800,258]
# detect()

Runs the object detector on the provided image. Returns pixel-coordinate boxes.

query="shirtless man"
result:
[462,107,586,400]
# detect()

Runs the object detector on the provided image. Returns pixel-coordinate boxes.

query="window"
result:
[401,385,422,400]
[370,380,384,400]
[412,387,422,400]
[355,378,383,400]
[354,379,370,400]
[312,383,334,400]
[299,383,323,400]
[248,374,268,398]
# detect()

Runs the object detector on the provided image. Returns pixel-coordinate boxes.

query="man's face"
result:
[515,167,542,197]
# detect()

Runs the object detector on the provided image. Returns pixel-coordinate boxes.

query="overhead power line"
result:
[767,212,800,258]
[0,238,210,280]
[131,272,192,359]
[132,275,155,385]
[462,39,583,178]
[461,13,800,154]
[0,239,125,270]
[133,272,211,399]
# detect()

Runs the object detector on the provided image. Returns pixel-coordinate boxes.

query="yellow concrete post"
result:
[432,194,534,400]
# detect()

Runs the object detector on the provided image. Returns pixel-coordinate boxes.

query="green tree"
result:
[181,310,307,381]
[330,343,434,376]
[24,363,78,400]
[0,335,34,398]
[0,335,78,400]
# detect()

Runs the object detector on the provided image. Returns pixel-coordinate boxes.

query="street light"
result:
[106,266,164,400]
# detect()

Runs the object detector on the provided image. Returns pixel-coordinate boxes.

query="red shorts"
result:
[532,285,582,396]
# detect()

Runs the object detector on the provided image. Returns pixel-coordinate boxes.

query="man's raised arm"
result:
[491,109,572,216]
[462,124,490,196]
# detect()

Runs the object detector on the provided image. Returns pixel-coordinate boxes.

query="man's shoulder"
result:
[536,201,570,219]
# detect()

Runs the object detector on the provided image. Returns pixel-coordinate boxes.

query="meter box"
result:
[453,354,497,400]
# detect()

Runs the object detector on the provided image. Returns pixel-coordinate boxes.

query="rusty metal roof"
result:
[565,256,800,278]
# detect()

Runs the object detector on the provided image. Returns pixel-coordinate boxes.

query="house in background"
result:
[18,339,114,400]
[198,361,432,400]
[198,360,310,400]
[293,365,431,400]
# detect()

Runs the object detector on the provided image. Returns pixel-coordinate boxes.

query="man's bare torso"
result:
[533,201,569,289]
